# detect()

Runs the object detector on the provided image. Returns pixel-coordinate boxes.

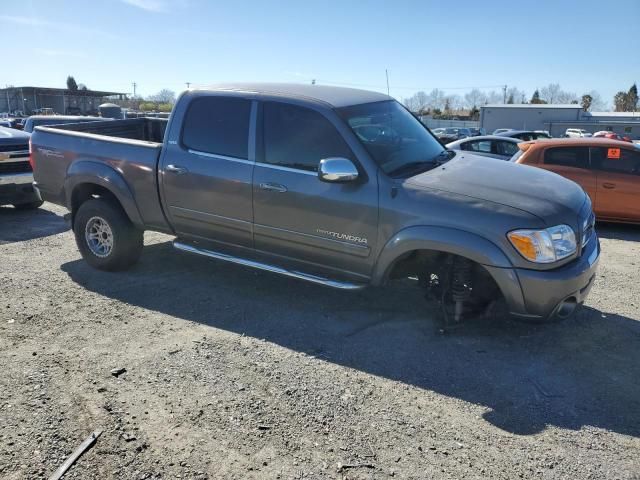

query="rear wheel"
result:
[73,198,143,271]
[13,200,44,210]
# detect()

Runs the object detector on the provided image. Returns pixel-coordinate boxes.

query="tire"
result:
[73,198,143,271]
[13,200,44,210]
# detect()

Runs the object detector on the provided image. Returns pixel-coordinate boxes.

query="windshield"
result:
[337,100,446,177]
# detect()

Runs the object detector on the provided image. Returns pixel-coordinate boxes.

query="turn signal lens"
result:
[507,233,538,261]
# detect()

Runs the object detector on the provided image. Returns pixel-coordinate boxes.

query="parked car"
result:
[446,135,522,160]
[565,128,592,138]
[593,131,633,143]
[0,126,42,209]
[23,115,107,133]
[512,138,640,224]
[31,83,599,323]
[468,127,486,137]
[435,127,471,143]
[497,130,552,141]
[492,128,513,135]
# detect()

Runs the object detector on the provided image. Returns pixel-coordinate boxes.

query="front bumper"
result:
[0,173,40,206]
[486,235,600,321]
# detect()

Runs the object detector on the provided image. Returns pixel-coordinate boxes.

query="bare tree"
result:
[464,88,486,109]
[147,89,176,104]
[506,87,526,104]
[539,83,562,103]
[556,90,578,104]
[485,90,503,104]
[585,90,607,111]
[428,88,446,110]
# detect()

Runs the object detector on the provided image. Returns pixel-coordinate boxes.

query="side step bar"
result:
[173,241,366,291]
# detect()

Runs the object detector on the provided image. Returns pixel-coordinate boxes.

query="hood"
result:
[0,126,30,144]
[405,152,586,225]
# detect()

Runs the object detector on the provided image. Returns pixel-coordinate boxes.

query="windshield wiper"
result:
[387,150,453,178]
[387,160,436,178]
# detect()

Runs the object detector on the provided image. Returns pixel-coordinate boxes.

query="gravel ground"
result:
[1,202,639,480]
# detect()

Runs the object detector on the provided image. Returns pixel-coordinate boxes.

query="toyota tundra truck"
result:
[30,83,600,323]
[0,126,42,209]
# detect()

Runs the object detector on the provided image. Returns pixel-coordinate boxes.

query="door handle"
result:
[259,182,287,193]
[166,164,188,175]
[602,182,616,189]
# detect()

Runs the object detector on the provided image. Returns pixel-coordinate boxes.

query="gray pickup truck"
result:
[0,126,42,209]
[31,83,600,324]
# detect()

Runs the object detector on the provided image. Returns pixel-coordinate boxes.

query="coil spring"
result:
[451,257,473,302]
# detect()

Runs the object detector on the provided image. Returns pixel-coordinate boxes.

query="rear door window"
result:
[543,147,589,168]
[182,96,252,159]
[591,147,640,175]
[496,141,519,156]
[263,102,352,172]
[462,140,492,153]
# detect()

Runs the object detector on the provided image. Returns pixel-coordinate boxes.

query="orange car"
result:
[512,138,640,223]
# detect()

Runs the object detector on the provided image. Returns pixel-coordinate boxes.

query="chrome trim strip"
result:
[254,162,317,176]
[170,206,252,232]
[0,172,34,185]
[173,241,365,290]
[188,149,254,166]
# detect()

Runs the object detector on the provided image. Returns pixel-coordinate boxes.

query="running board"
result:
[173,241,366,290]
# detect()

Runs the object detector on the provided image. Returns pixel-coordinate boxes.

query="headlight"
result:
[508,224,576,263]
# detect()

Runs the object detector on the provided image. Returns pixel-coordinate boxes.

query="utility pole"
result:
[185,82,191,89]
[132,82,137,97]
[385,69,390,96]
[503,84,507,104]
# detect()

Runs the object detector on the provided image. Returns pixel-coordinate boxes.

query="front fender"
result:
[372,225,513,286]
[64,160,144,228]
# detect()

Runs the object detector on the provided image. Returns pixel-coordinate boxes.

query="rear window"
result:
[591,147,640,175]
[543,147,589,168]
[182,96,251,159]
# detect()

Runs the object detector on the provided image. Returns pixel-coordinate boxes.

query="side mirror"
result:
[318,157,359,183]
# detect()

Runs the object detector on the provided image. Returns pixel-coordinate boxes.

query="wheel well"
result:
[386,249,503,300]
[70,184,122,224]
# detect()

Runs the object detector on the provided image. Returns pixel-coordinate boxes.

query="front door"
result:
[591,146,640,222]
[252,101,378,280]
[160,94,256,247]
[539,145,597,204]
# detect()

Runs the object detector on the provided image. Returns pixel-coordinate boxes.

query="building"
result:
[0,86,127,116]
[480,104,640,139]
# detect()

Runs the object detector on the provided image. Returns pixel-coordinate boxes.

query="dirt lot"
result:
[1,202,639,479]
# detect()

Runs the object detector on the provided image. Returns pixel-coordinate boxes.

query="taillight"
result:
[28,139,34,171]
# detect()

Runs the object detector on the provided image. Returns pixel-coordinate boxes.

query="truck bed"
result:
[44,117,168,144]
[31,118,171,231]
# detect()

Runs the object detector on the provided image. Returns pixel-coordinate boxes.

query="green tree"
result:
[614,91,627,112]
[581,94,593,111]
[507,94,514,104]
[626,83,638,111]
[66,76,78,91]
[530,89,546,104]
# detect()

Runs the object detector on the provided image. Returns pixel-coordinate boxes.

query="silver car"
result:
[446,135,522,160]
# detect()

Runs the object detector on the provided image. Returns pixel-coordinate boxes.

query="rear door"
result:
[160,94,256,247]
[540,146,596,203]
[590,146,640,221]
[252,100,378,279]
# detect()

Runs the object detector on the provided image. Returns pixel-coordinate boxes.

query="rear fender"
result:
[64,160,144,228]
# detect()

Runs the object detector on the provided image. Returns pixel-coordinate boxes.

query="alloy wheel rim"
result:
[85,216,114,258]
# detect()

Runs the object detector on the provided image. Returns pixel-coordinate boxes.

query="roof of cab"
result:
[192,83,391,108]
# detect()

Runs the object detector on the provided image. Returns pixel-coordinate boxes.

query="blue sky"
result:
[2,0,639,106]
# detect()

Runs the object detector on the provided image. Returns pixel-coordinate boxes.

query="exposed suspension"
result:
[451,256,473,323]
